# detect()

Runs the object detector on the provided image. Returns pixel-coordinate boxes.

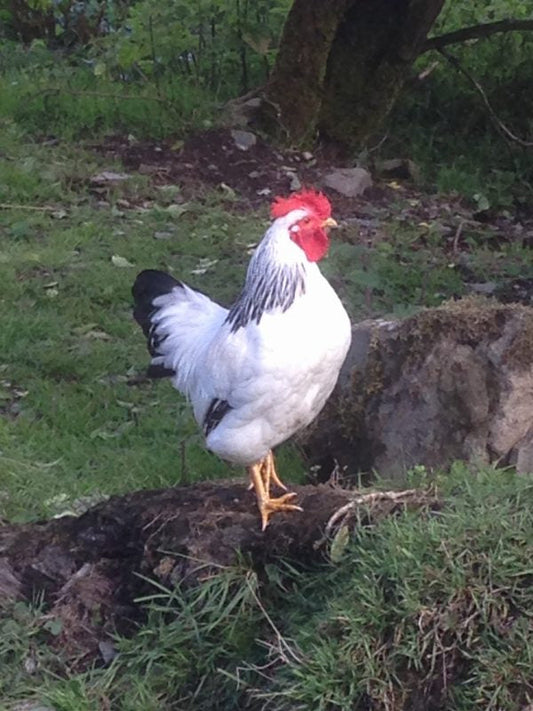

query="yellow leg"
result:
[260,450,288,493]
[248,461,303,531]
[248,450,288,495]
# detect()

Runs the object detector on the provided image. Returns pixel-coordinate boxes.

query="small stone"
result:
[98,639,118,664]
[90,171,131,184]
[302,151,313,161]
[323,168,372,197]
[377,158,421,182]
[230,129,257,151]
[153,231,173,240]
[248,170,260,179]
[289,173,302,191]
[467,282,497,296]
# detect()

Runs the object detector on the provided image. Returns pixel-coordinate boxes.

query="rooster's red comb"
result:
[270,188,331,221]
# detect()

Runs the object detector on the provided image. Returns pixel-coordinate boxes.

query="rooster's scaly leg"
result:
[247,450,287,495]
[260,450,288,494]
[248,461,302,531]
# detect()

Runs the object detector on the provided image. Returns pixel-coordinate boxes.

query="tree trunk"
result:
[256,0,445,148]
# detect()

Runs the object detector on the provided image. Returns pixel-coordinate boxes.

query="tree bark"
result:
[319,0,445,147]
[255,0,445,148]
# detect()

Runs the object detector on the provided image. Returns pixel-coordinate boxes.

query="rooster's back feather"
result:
[132,268,228,386]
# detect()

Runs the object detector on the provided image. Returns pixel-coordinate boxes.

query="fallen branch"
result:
[0,203,62,211]
[423,19,533,53]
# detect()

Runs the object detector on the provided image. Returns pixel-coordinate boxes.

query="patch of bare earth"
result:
[93,127,532,250]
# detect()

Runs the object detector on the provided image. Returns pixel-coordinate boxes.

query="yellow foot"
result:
[260,450,288,492]
[258,492,303,531]
[247,451,288,493]
[248,460,303,530]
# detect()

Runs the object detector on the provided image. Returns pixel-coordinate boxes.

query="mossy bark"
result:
[255,0,352,144]
[257,0,444,148]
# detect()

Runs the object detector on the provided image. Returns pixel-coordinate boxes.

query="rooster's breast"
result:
[204,274,351,465]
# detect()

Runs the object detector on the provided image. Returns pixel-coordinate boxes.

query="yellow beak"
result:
[322,217,338,229]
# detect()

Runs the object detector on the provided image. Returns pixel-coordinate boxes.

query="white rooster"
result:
[132,189,351,529]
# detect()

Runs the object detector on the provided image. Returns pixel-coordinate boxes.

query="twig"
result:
[423,19,533,53]
[314,488,437,549]
[0,203,61,211]
[367,132,389,154]
[245,576,304,665]
[417,60,439,82]
[452,220,464,255]
[439,48,533,148]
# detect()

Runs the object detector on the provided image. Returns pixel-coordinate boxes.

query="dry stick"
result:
[314,488,437,549]
[0,203,62,211]
[438,48,533,149]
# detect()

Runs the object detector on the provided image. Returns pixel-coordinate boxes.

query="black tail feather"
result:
[132,269,182,337]
[132,269,182,378]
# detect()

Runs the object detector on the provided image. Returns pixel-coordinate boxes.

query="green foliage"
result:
[253,466,533,711]
[102,0,290,96]
[0,41,217,139]
[388,0,533,206]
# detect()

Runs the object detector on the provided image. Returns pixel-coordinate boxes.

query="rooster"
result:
[132,189,351,529]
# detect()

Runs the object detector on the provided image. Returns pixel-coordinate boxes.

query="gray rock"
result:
[323,168,372,197]
[230,129,257,151]
[285,172,302,191]
[99,639,118,664]
[301,299,533,479]
[223,96,262,127]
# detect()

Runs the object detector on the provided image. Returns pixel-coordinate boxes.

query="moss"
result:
[341,330,386,436]
[341,298,533,433]
[400,298,533,367]
[504,311,533,369]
